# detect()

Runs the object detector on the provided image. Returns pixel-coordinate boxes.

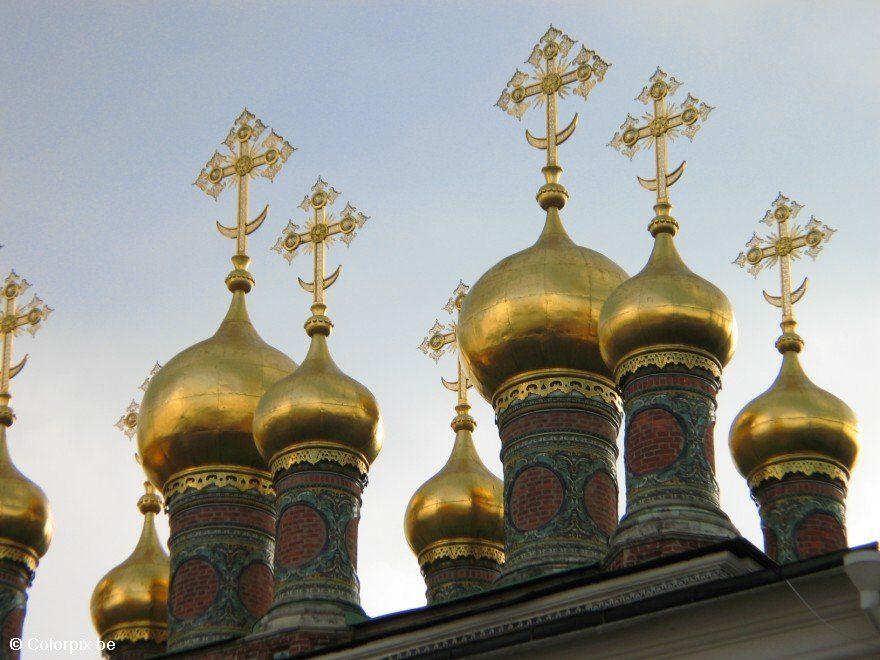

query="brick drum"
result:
[423,557,503,605]
[171,558,219,620]
[795,512,847,559]
[584,471,618,537]
[276,504,327,569]
[509,466,564,532]
[238,562,274,619]
[625,408,684,476]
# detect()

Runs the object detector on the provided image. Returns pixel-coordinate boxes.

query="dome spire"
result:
[495,25,611,211]
[194,108,296,293]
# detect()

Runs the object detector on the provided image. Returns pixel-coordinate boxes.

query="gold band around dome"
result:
[615,349,722,384]
[163,466,274,501]
[418,541,505,568]
[270,446,369,478]
[103,625,168,646]
[748,459,849,489]
[493,370,621,415]
[0,540,38,573]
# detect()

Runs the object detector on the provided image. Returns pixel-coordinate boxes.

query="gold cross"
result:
[496,26,610,202]
[418,281,472,409]
[114,362,161,440]
[734,193,835,336]
[272,177,369,323]
[0,271,52,426]
[194,109,295,284]
[610,68,713,224]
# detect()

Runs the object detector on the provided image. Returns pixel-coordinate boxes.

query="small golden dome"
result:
[457,208,627,401]
[404,416,503,563]
[138,290,297,489]
[599,231,737,376]
[729,348,860,483]
[91,483,169,645]
[253,330,383,469]
[0,426,53,567]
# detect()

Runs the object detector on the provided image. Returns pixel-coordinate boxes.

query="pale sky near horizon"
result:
[1,1,878,654]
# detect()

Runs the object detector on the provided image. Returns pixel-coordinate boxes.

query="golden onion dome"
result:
[137,290,297,489]
[404,414,503,563]
[0,426,53,568]
[253,327,383,471]
[91,483,169,646]
[457,208,628,401]
[599,230,737,377]
[729,346,860,484]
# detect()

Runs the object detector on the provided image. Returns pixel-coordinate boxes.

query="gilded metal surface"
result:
[615,350,721,383]
[493,369,621,415]
[418,541,505,569]
[748,459,849,490]
[0,540,37,573]
[599,233,737,376]
[458,209,627,402]
[729,350,860,481]
[406,282,504,568]
[730,194,858,484]
[137,291,296,489]
[255,177,382,470]
[162,466,273,500]
[90,483,169,646]
[270,445,369,478]
[194,109,295,290]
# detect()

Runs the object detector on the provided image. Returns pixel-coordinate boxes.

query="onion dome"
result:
[457,207,627,402]
[0,425,53,573]
[91,483,169,647]
[405,408,503,566]
[253,315,383,475]
[599,227,737,381]
[137,289,297,489]
[730,340,860,487]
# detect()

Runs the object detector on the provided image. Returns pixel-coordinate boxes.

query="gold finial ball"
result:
[137,293,296,489]
[458,211,627,401]
[599,233,737,376]
[729,351,860,482]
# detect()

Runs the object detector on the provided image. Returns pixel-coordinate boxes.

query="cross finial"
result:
[610,68,713,236]
[418,281,475,431]
[0,271,52,426]
[271,177,370,336]
[733,193,836,353]
[496,26,610,211]
[194,109,296,293]
[114,362,162,463]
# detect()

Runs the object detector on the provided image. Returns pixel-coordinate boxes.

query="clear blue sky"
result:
[0,1,877,651]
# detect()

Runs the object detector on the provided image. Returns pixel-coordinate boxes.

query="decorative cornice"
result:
[0,540,38,574]
[270,445,369,478]
[419,540,505,569]
[615,349,722,384]
[749,459,849,489]
[103,624,168,646]
[493,370,621,415]
[163,466,273,501]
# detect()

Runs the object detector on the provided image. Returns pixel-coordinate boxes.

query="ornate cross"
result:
[272,177,369,322]
[496,25,610,200]
[610,68,713,218]
[114,362,162,440]
[734,193,835,334]
[0,271,52,426]
[194,109,295,281]
[418,281,472,409]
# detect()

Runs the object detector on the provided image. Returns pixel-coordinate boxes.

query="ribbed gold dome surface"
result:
[254,332,383,468]
[599,231,737,374]
[729,349,860,481]
[457,208,627,401]
[90,484,169,644]
[137,290,297,488]
[404,423,503,561]
[0,426,53,563]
